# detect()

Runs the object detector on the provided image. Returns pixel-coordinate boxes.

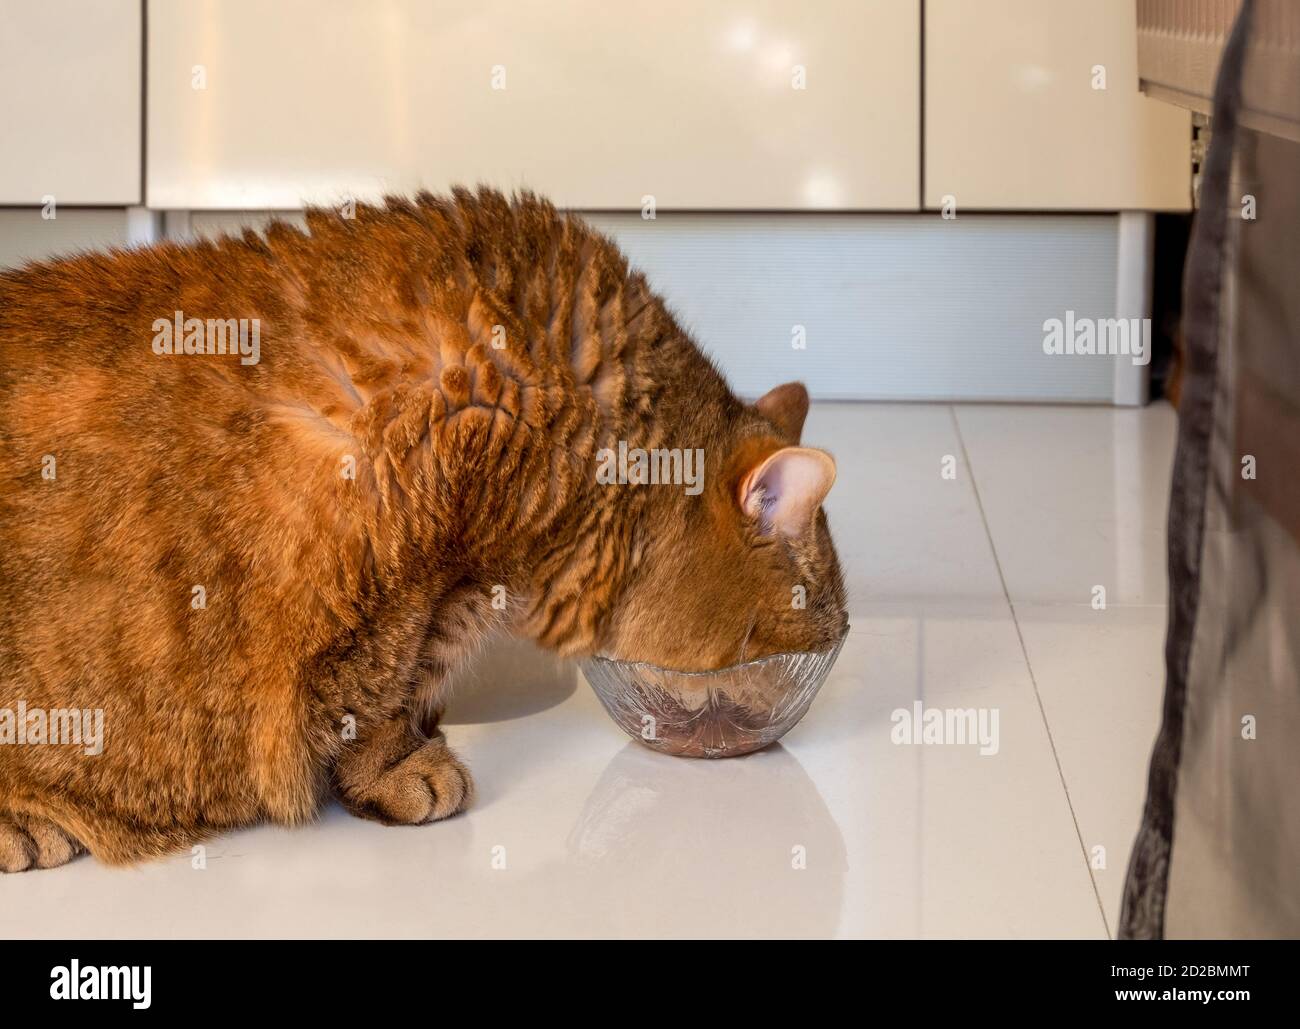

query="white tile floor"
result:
[0,401,1178,939]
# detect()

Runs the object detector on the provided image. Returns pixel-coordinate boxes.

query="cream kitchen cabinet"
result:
[925,0,1191,210]
[146,0,921,210]
[0,0,140,205]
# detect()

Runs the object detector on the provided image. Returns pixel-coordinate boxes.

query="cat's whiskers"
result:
[738,606,760,664]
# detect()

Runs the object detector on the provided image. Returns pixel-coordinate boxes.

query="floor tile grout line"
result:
[948,405,1113,940]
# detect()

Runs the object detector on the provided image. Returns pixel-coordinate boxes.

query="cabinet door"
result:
[147,0,919,210]
[925,0,1190,210]
[0,0,141,204]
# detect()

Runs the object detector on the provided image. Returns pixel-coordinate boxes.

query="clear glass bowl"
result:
[580,630,847,758]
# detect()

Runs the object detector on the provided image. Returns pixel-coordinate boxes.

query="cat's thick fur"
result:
[0,188,845,871]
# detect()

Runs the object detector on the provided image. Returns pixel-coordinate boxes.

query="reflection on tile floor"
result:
[0,402,1177,938]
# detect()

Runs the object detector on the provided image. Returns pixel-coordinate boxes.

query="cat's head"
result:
[603,382,847,671]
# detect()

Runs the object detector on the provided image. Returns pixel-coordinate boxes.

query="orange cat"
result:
[0,188,845,871]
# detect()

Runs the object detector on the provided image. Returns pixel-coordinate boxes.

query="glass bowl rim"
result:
[581,625,849,680]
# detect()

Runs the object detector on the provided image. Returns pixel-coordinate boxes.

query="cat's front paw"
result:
[0,812,85,872]
[337,736,474,826]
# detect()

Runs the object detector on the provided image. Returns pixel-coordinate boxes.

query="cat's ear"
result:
[739,447,836,537]
[756,382,809,442]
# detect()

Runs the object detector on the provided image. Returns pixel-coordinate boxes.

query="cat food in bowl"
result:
[580,630,847,758]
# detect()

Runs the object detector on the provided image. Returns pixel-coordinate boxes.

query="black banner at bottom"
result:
[0,939,1286,1012]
